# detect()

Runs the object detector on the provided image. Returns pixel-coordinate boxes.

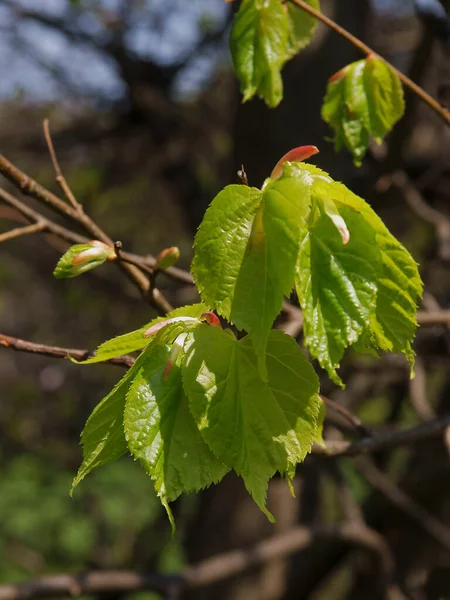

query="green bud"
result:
[54,241,115,279]
[155,246,180,270]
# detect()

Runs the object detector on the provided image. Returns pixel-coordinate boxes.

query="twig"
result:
[288,0,450,127]
[408,357,436,422]
[0,333,135,368]
[354,457,450,550]
[43,119,82,212]
[320,395,374,438]
[0,155,154,303]
[390,170,450,261]
[313,415,450,457]
[0,523,392,600]
[417,311,450,326]
[0,222,46,244]
[0,187,88,244]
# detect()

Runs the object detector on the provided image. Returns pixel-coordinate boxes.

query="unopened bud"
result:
[54,241,115,279]
[200,312,222,328]
[270,145,319,180]
[155,246,180,270]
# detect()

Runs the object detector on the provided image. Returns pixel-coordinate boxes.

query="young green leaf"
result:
[182,326,321,518]
[124,342,228,530]
[322,56,404,165]
[291,164,421,382]
[71,353,147,493]
[296,201,379,386]
[192,176,310,375]
[330,182,423,366]
[73,303,209,365]
[286,0,320,58]
[54,241,115,278]
[229,0,289,107]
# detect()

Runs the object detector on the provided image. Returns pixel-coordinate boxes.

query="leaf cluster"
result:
[72,304,322,528]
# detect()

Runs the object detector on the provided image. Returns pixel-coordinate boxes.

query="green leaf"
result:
[322,56,404,165]
[182,326,321,518]
[192,177,310,375]
[330,183,422,366]
[74,303,209,364]
[364,55,405,142]
[286,0,320,58]
[71,353,147,493]
[229,0,289,107]
[296,196,379,386]
[291,164,421,382]
[54,242,116,278]
[124,342,228,530]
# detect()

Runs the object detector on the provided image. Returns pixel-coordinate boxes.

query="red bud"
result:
[270,146,319,180]
[200,312,222,328]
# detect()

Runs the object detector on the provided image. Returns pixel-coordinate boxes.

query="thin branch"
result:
[0,186,90,244]
[0,333,135,368]
[0,155,154,305]
[0,222,46,244]
[313,415,450,457]
[288,0,450,127]
[43,119,82,212]
[390,170,450,261]
[320,395,375,438]
[355,457,450,550]
[0,522,392,600]
[417,310,450,326]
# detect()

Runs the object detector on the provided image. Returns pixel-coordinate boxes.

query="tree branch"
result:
[0,222,46,244]
[0,333,134,368]
[0,523,392,600]
[288,0,450,127]
[313,415,450,457]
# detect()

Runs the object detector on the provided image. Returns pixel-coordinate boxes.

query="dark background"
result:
[0,1,450,598]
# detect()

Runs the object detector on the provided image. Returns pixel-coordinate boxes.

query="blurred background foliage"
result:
[0,1,450,599]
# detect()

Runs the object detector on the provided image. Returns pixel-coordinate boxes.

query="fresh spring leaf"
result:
[293,164,422,384]
[192,175,310,375]
[71,312,208,497]
[54,241,115,278]
[230,0,288,107]
[286,0,320,58]
[193,156,421,385]
[73,303,209,364]
[124,342,228,531]
[229,0,320,107]
[71,352,148,494]
[329,182,423,363]
[182,326,321,518]
[322,55,405,165]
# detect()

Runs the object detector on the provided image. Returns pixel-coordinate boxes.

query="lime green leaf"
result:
[192,177,310,374]
[315,397,326,448]
[322,56,404,165]
[182,326,320,518]
[364,55,405,142]
[74,304,209,365]
[54,242,114,279]
[71,353,147,493]
[296,203,379,386]
[124,343,228,529]
[330,183,423,366]
[290,164,421,383]
[286,0,320,58]
[229,0,289,107]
